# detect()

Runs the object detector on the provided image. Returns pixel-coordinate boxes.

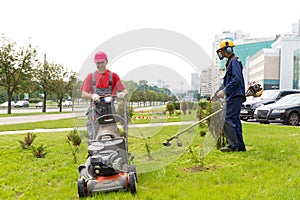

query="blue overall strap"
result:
[109,71,112,91]
[92,71,112,92]
[92,72,97,92]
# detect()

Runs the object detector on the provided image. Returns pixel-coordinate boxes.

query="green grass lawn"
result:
[0,111,72,118]
[0,118,76,131]
[0,123,299,199]
[0,110,197,131]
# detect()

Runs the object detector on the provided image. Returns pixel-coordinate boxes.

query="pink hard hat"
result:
[94,52,107,63]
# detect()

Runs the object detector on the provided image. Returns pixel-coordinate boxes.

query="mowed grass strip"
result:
[0,110,197,132]
[0,118,76,131]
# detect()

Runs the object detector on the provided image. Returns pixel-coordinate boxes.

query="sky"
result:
[1,0,300,91]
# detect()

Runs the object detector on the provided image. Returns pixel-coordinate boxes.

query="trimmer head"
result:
[163,140,171,147]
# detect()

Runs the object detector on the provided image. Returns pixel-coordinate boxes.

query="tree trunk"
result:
[7,90,13,114]
[42,92,47,113]
[59,98,63,112]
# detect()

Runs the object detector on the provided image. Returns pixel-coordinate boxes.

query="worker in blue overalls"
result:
[215,39,246,152]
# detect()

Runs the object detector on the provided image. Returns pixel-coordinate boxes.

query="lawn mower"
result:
[77,96,137,197]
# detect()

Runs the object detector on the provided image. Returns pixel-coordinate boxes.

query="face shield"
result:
[216,49,224,60]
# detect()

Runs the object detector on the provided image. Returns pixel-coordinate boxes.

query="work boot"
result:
[220,146,238,152]
[238,148,246,152]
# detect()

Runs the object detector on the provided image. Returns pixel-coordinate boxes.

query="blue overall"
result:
[86,72,118,140]
[222,54,246,151]
[91,71,116,121]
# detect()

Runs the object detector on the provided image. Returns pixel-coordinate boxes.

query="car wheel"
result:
[241,117,248,121]
[286,112,299,126]
[259,121,270,124]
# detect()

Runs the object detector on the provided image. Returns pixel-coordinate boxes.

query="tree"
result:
[0,34,37,114]
[129,89,141,107]
[157,92,165,105]
[145,90,158,106]
[123,80,139,108]
[123,80,138,95]
[34,58,76,112]
[72,79,83,105]
[34,58,57,112]
[50,64,76,112]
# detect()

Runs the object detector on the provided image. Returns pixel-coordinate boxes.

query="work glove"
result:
[117,92,125,99]
[91,94,100,102]
[216,90,225,98]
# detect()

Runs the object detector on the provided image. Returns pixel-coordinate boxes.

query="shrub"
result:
[166,103,175,115]
[117,101,133,123]
[172,102,180,110]
[67,129,81,163]
[198,100,209,110]
[175,110,182,116]
[19,132,37,149]
[200,130,206,137]
[32,144,47,158]
[67,129,81,147]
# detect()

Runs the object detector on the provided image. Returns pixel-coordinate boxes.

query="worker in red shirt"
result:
[81,52,127,100]
[80,51,128,139]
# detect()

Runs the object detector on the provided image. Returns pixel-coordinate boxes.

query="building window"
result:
[293,49,300,89]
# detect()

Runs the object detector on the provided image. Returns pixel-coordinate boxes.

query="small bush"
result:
[172,102,180,110]
[175,110,182,116]
[198,100,209,110]
[19,132,37,149]
[166,103,175,115]
[200,130,206,137]
[67,129,81,147]
[32,144,47,158]
[67,129,82,163]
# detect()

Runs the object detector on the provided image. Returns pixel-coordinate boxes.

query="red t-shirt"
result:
[80,70,126,95]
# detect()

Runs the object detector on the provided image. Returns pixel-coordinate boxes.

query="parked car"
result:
[14,100,30,107]
[240,89,300,121]
[255,93,300,126]
[58,100,73,107]
[1,101,15,107]
[35,102,43,108]
[63,100,73,107]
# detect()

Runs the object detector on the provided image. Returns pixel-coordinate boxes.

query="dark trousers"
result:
[223,96,246,150]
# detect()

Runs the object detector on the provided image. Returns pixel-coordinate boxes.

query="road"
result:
[0,107,72,114]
